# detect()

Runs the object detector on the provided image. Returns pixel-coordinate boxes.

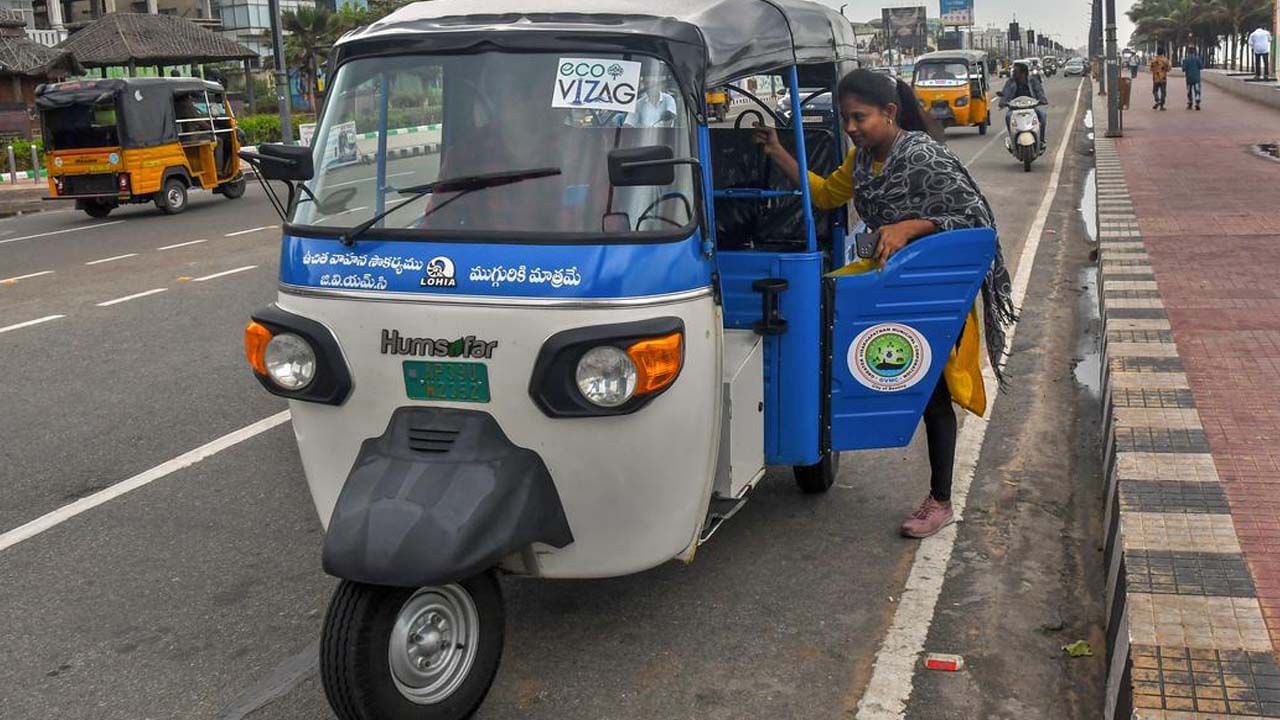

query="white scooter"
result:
[1002,95,1045,172]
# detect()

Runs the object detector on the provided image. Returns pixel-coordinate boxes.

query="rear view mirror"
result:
[608,145,675,187]
[241,143,313,182]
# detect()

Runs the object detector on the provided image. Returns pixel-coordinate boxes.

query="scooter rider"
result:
[998,61,1048,150]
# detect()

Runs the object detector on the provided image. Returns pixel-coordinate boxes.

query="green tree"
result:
[282,6,338,112]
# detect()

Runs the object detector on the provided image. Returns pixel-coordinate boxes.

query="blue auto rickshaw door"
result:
[828,228,997,451]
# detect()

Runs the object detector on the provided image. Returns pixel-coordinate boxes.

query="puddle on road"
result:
[1078,168,1097,244]
[1073,266,1102,398]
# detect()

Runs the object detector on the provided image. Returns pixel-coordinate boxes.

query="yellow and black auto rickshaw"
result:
[705,86,731,121]
[37,77,246,219]
[912,50,992,134]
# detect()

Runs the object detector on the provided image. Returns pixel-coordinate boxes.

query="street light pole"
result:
[1104,0,1121,136]
[267,0,292,144]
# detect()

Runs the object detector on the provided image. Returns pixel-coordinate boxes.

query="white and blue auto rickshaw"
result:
[240,1,996,717]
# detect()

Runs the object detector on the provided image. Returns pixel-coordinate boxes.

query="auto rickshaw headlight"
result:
[956,96,969,107]
[263,332,317,391]
[575,346,637,408]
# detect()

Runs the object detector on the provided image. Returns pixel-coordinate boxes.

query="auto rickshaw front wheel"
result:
[155,178,188,215]
[794,451,840,494]
[320,571,504,720]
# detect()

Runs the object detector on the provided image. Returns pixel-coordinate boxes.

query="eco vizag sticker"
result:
[847,323,932,391]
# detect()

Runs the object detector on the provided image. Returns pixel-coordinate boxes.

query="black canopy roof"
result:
[334,0,857,88]
[36,77,225,150]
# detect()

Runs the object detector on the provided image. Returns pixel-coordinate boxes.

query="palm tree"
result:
[282,7,338,112]
[1129,0,1273,66]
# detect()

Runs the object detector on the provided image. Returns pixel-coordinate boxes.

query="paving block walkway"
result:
[1097,74,1280,719]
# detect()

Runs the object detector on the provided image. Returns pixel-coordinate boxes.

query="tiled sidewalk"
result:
[1098,77,1280,719]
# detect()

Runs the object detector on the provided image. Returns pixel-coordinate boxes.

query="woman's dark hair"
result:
[836,69,944,141]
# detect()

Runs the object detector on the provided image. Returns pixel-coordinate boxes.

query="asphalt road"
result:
[0,76,1101,720]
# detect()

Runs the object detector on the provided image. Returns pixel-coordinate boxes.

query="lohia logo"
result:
[847,323,932,392]
[421,256,457,288]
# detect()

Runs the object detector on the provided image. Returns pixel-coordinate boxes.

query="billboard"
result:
[882,6,929,54]
[939,0,973,26]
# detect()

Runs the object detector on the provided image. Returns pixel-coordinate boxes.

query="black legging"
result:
[923,378,957,502]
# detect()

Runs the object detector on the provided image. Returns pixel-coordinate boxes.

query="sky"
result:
[813,1,1140,51]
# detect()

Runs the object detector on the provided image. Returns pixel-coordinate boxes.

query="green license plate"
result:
[402,361,491,403]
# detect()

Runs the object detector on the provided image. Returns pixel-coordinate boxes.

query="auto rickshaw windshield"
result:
[914,61,970,86]
[293,52,699,238]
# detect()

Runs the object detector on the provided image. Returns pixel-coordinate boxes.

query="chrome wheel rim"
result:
[167,187,183,208]
[388,585,480,705]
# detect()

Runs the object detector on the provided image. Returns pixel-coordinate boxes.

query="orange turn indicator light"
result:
[244,321,272,375]
[627,332,683,396]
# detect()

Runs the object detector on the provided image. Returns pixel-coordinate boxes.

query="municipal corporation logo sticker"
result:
[421,256,457,288]
[847,323,932,391]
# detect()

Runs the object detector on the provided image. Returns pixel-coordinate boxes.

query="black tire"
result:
[1023,151,1034,173]
[321,572,504,720]
[219,176,246,199]
[794,451,840,494]
[978,117,988,135]
[155,177,188,215]
[82,201,112,219]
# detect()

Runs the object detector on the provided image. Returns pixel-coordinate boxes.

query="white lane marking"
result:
[85,253,138,266]
[192,265,258,283]
[963,132,1004,168]
[96,287,168,307]
[855,79,1085,720]
[0,220,124,246]
[327,170,415,188]
[225,225,277,237]
[157,239,208,251]
[1,270,54,283]
[0,314,65,334]
[0,411,292,553]
[313,206,370,225]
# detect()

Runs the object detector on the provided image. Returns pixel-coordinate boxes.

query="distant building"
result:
[214,0,314,57]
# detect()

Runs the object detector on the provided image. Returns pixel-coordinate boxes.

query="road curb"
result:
[1094,93,1278,720]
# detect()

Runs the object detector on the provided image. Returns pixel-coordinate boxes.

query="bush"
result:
[8,138,44,172]
[238,114,281,144]
[236,113,317,145]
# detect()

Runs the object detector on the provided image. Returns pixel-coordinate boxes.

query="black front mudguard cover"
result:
[322,407,574,587]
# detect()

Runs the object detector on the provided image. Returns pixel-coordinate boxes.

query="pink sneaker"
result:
[900,496,955,538]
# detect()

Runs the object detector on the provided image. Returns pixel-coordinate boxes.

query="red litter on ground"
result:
[922,653,965,672]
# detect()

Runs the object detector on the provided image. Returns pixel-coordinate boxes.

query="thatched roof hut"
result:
[58,13,256,69]
[0,17,80,137]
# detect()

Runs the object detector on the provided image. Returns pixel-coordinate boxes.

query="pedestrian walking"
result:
[757,69,1016,539]
[1182,47,1204,110]
[1127,53,1141,79]
[1150,51,1171,110]
[1249,26,1272,80]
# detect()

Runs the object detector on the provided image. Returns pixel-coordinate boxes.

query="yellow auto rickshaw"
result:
[705,86,731,122]
[912,50,992,135]
[37,77,246,219]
